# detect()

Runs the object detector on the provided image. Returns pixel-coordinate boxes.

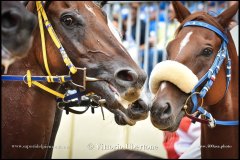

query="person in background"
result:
[130,2,146,49]
[157,2,179,52]
[121,2,146,65]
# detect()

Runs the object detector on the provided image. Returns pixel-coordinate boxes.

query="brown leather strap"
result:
[67,107,89,114]
[186,114,209,124]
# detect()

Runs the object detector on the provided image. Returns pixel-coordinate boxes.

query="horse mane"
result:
[174,11,238,58]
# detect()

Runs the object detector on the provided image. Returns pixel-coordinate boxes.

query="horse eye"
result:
[202,48,213,57]
[61,15,74,26]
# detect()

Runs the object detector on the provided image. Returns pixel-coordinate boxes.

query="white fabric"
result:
[179,136,201,159]
[107,18,122,43]
[230,25,239,56]
[175,122,201,156]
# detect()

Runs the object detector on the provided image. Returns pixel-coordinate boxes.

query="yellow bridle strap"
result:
[61,76,65,82]
[26,70,64,98]
[36,1,52,76]
[32,81,65,98]
[27,70,32,87]
[36,1,77,74]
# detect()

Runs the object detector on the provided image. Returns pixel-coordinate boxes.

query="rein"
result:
[1,1,105,118]
[182,20,238,128]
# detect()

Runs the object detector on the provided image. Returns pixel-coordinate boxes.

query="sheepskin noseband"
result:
[149,60,199,94]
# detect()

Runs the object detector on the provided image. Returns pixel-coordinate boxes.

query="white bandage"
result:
[149,60,199,94]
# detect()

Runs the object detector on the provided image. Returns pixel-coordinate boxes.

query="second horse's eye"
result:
[61,15,74,26]
[202,48,213,57]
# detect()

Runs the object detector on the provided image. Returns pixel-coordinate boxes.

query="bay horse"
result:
[149,1,238,158]
[2,1,148,158]
[1,1,37,74]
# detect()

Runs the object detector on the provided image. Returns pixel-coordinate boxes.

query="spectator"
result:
[121,2,146,64]
[130,2,146,49]
[157,3,179,51]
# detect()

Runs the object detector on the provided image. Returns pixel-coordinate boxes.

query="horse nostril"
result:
[157,102,172,119]
[162,103,171,115]
[2,11,20,32]
[115,69,138,82]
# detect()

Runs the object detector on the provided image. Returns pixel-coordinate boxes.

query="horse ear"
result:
[100,1,107,7]
[26,1,36,13]
[216,2,239,30]
[95,1,108,8]
[171,1,191,23]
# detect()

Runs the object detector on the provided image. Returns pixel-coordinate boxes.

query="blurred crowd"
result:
[104,1,238,78]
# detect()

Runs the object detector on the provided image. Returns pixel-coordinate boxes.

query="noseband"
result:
[182,20,238,128]
[1,1,105,118]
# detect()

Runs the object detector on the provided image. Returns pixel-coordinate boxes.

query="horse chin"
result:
[151,110,185,132]
[112,108,137,126]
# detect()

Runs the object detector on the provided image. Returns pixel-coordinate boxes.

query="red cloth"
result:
[163,117,192,159]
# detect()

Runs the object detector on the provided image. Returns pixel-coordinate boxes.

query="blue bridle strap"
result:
[182,21,237,127]
[1,74,102,115]
[1,75,71,83]
[183,21,228,43]
[215,120,239,126]
[197,107,239,128]
[1,74,81,102]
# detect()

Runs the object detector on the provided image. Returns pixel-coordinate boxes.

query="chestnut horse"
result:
[2,1,148,158]
[1,1,37,73]
[149,1,238,158]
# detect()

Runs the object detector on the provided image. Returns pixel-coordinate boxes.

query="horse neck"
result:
[201,33,239,158]
[1,40,58,159]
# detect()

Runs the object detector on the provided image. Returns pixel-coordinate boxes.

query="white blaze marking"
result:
[159,82,167,91]
[84,3,96,16]
[178,31,192,55]
[107,18,130,56]
[107,18,122,43]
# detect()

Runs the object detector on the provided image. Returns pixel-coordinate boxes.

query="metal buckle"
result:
[69,67,87,90]
[68,67,101,90]
[183,92,204,116]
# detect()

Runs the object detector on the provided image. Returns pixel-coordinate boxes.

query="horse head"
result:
[149,1,238,131]
[1,1,37,73]
[26,1,148,126]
